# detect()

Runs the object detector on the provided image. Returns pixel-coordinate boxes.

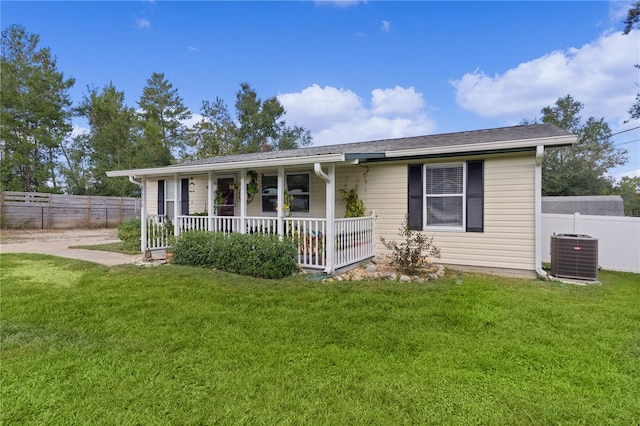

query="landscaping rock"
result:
[330,255,445,283]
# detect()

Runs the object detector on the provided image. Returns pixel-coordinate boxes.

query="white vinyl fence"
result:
[542,213,640,273]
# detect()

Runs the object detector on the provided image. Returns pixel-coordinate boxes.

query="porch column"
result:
[277,166,285,237]
[314,163,335,273]
[240,169,247,234]
[325,164,335,273]
[173,174,180,237]
[140,176,147,252]
[207,171,214,232]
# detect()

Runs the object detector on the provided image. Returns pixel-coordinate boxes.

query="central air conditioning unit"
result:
[550,234,599,281]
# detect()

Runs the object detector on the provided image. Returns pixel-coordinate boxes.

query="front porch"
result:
[144,213,376,272]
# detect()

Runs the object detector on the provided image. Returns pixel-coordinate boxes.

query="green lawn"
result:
[2,254,639,425]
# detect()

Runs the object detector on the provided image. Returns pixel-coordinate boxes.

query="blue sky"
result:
[2,1,639,178]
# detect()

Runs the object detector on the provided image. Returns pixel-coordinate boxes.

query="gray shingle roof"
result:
[181,123,572,166]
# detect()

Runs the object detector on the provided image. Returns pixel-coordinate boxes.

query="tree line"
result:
[1,24,311,197]
[1,18,639,215]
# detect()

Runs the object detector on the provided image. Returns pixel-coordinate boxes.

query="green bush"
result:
[380,215,441,275]
[117,218,141,251]
[173,231,299,279]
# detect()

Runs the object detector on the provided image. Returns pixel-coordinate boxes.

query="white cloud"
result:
[278,84,436,146]
[135,17,151,31]
[451,30,640,126]
[71,125,89,138]
[181,113,203,129]
[188,46,200,52]
[609,0,635,23]
[381,20,391,32]
[615,168,640,180]
[371,86,424,115]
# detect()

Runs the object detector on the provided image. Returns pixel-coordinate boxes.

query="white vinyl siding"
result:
[365,154,537,273]
[187,175,209,214]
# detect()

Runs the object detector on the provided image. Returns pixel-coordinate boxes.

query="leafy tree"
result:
[186,83,312,159]
[185,98,237,160]
[623,1,640,35]
[623,1,640,121]
[528,95,628,196]
[1,24,75,192]
[62,83,139,196]
[137,72,191,165]
[611,176,640,217]
[234,83,311,153]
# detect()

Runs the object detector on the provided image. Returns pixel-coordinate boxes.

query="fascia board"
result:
[384,135,577,159]
[106,153,346,178]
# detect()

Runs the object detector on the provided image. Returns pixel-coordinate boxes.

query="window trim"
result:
[261,172,311,215]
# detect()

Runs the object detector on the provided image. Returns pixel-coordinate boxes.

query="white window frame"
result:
[261,172,311,215]
[423,162,466,232]
[157,179,176,219]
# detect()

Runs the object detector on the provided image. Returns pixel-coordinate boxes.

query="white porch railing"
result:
[285,217,327,269]
[146,215,172,249]
[334,213,376,269]
[145,212,376,272]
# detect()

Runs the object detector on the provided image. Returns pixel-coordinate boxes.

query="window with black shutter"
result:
[408,161,484,232]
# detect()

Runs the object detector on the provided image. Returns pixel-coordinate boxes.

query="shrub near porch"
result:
[172,231,299,279]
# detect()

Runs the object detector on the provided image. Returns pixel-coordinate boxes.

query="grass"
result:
[68,242,141,255]
[2,254,639,425]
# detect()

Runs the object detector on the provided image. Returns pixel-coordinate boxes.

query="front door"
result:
[217,177,235,216]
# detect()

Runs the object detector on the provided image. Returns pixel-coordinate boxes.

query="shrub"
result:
[173,231,299,279]
[380,215,441,275]
[117,218,141,251]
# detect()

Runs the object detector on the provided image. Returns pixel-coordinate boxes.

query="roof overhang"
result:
[106,133,578,178]
[383,134,577,159]
[106,153,347,178]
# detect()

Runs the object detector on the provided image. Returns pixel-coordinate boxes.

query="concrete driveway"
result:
[0,229,138,266]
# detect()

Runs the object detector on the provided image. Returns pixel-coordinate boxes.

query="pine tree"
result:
[1,24,75,192]
[137,72,192,165]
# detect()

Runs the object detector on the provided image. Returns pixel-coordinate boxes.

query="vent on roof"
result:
[550,234,599,281]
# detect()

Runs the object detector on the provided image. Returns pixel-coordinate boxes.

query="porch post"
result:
[173,174,180,237]
[277,166,285,237]
[324,164,335,273]
[240,169,247,234]
[140,176,147,252]
[207,171,214,232]
[314,162,336,273]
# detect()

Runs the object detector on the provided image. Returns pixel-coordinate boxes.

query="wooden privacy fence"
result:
[1,191,141,229]
[542,213,640,273]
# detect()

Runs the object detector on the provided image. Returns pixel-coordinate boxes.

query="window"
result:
[261,173,311,213]
[408,161,484,232]
[425,164,464,228]
[157,179,189,218]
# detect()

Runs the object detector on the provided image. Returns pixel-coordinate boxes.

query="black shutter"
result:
[181,178,189,215]
[407,165,423,230]
[466,161,484,232]
[157,180,165,215]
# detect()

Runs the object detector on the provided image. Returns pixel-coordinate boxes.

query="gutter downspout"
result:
[128,176,145,253]
[534,146,547,279]
[314,163,335,274]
